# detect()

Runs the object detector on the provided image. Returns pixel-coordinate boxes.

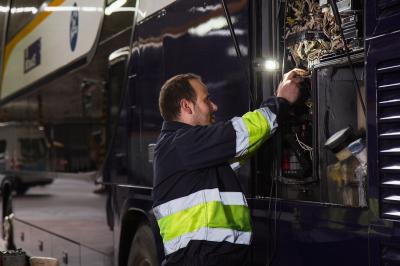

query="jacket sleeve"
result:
[229,97,290,170]
[175,121,237,169]
[176,97,287,169]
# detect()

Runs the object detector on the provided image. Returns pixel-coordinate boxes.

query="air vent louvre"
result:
[377,59,400,220]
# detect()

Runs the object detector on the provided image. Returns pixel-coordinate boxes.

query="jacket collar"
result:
[161,121,192,132]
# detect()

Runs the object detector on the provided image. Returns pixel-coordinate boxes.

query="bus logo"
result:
[24,38,41,73]
[70,2,79,51]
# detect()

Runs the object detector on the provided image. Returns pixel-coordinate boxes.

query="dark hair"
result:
[159,73,200,121]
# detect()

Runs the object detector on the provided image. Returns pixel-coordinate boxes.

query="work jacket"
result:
[153,98,285,265]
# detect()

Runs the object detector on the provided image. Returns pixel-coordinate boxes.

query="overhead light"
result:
[44,6,79,12]
[105,0,127,15]
[11,7,38,14]
[0,6,10,13]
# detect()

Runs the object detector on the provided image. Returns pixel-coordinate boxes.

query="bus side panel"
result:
[366,30,400,265]
[250,199,369,266]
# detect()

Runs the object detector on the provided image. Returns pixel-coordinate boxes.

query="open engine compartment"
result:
[257,0,366,207]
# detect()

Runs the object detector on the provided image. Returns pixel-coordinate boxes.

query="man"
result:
[153,69,306,265]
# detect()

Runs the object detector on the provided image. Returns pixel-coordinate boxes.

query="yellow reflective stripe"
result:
[242,109,271,153]
[2,0,66,79]
[157,201,251,242]
[153,189,247,219]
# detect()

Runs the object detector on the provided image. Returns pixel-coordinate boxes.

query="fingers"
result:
[277,68,309,103]
[276,80,300,104]
[284,68,309,80]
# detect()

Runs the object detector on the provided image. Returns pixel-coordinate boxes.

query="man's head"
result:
[159,73,218,126]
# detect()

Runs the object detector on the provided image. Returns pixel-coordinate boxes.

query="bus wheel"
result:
[127,223,159,266]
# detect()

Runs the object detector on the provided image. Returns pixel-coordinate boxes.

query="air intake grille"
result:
[377,58,400,220]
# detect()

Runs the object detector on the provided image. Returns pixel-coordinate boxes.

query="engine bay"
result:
[258,0,367,207]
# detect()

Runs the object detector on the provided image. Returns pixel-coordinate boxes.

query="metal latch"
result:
[148,144,156,163]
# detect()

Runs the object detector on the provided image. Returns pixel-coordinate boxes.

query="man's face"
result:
[189,79,218,126]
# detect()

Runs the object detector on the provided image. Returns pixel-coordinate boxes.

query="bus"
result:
[0,0,399,265]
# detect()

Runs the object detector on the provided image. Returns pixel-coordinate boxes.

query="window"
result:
[19,138,47,162]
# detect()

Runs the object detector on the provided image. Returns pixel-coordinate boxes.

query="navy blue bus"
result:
[1,0,400,265]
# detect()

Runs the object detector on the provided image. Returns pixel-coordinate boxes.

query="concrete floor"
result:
[9,177,114,265]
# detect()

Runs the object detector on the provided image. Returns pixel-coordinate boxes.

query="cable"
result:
[220,0,256,107]
[328,0,367,117]
[266,1,287,265]
[281,0,289,76]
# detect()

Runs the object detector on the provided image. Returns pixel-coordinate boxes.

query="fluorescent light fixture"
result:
[11,7,38,14]
[44,6,102,12]
[264,60,280,71]
[4,5,102,14]
[44,6,79,12]
[0,6,10,13]
[105,0,127,15]
[81,6,102,12]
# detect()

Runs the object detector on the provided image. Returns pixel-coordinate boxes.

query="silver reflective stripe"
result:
[230,161,241,171]
[153,189,247,219]
[220,191,247,206]
[258,107,277,135]
[231,116,249,157]
[163,227,252,255]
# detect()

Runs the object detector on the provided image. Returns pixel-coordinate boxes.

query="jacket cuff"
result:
[259,97,290,119]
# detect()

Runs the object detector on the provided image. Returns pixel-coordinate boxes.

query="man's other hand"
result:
[276,68,308,104]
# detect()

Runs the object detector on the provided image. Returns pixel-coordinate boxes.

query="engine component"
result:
[285,0,343,68]
[278,78,314,184]
[285,0,363,69]
[324,127,367,207]
[336,0,363,13]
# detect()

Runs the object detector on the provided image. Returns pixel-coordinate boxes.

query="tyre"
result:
[127,223,159,266]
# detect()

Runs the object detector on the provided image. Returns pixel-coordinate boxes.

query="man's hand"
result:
[276,68,309,104]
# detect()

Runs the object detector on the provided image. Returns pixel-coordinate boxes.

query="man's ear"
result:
[180,98,193,115]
